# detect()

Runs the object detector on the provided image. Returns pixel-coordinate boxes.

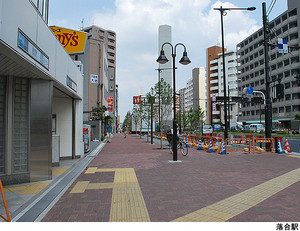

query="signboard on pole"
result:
[133,96,142,104]
[90,74,98,83]
[107,96,113,112]
[278,38,288,54]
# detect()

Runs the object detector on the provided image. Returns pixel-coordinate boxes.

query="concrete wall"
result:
[52,97,72,158]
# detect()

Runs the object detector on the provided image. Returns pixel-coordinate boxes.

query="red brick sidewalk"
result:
[42,134,300,222]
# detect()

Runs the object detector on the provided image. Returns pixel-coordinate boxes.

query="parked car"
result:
[231,125,243,131]
[203,125,213,134]
[243,125,250,132]
[249,124,265,133]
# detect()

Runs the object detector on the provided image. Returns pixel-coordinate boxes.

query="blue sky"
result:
[49,0,287,122]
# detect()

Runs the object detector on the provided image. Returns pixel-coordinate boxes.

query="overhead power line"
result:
[267,0,277,17]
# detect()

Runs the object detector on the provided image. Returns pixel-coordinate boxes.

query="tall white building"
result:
[209,51,239,127]
[158,25,172,86]
[158,25,173,127]
[182,67,207,119]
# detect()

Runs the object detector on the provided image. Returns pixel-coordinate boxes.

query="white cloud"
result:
[89,0,259,121]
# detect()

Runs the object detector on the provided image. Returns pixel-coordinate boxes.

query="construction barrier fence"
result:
[151,132,283,155]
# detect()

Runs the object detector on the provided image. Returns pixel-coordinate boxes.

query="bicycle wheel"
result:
[180,142,188,156]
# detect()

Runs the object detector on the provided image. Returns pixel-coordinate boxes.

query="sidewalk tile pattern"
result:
[42,134,300,222]
[52,168,68,175]
[172,168,300,221]
[4,182,50,195]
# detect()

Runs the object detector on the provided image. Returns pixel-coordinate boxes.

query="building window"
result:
[52,114,56,135]
[0,77,7,174]
[279,107,284,113]
[13,78,29,173]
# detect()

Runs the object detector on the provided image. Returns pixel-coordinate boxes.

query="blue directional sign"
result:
[247,86,254,94]
[90,74,98,84]
[278,38,288,54]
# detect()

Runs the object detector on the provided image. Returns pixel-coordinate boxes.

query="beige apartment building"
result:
[71,25,117,139]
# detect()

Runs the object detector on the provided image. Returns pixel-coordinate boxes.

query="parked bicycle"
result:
[168,135,188,156]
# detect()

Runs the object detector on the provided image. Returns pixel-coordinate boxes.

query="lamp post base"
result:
[168,160,182,163]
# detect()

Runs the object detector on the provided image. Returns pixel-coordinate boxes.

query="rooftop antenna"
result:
[80,18,84,30]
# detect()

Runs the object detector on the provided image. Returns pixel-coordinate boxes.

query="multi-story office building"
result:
[70,25,117,139]
[209,51,239,127]
[184,78,194,112]
[178,88,185,129]
[236,0,300,127]
[83,25,116,69]
[179,67,207,123]
[192,68,207,118]
[0,0,84,184]
[207,46,225,125]
[183,68,207,113]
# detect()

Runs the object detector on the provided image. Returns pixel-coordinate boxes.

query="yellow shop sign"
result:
[50,26,87,54]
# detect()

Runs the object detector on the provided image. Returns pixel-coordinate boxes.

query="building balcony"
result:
[210,73,218,78]
[212,110,220,115]
[210,86,219,91]
[210,66,218,71]
[210,59,218,65]
[210,79,218,84]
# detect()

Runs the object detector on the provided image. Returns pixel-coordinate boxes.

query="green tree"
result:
[186,106,205,131]
[131,106,139,135]
[191,106,205,131]
[150,79,172,149]
[181,110,189,132]
[144,92,156,142]
[123,111,132,132]
[91,106,107,137]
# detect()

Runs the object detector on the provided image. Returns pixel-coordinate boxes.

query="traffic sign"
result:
[247,86,254,94]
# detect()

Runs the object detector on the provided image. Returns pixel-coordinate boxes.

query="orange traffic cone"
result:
[284,139,292,153]
[240,134,245,144]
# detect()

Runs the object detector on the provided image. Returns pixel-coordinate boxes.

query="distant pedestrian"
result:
[123,125,127,138]
[106,121,112,143]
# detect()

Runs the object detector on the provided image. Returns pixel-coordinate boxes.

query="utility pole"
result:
[262,2,272,141]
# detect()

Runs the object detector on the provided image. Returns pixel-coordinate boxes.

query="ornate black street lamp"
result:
[157,42,191,161]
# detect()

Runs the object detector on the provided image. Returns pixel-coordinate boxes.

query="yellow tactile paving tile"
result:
[109,168,150,222]
[3,186,27,192]
[70,181,89,194]
[19,182,50,195]
[84,167,98,174]
[85,167,116,174]
[52,168,68,175]
[172,167,300,222]
[86,183,114,190]
[70,167,150,221]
